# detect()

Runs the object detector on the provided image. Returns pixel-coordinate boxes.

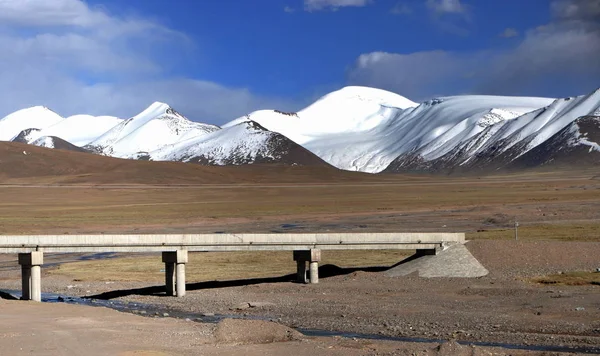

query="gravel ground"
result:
[1,240,599,355]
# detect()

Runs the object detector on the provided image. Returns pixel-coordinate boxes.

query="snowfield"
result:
[1,85,599,172]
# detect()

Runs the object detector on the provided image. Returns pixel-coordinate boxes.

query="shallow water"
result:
[2,288,599,354]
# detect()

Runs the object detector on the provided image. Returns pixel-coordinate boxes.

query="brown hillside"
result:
[0,141,386,184]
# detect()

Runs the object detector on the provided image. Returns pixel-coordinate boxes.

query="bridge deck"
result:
[0,233,464,253]
[1,233,465,301]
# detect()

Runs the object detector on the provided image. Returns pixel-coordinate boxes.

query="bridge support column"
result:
[18,252,43,302]
[293,249,320,284]
[162,250,188,297]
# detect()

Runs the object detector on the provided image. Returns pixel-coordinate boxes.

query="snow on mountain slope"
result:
[17,114,123,146]
[146,119,328,166]
[85,102,219,157]
[498,89,600,155]
[2,85,598,173]
[385,89,600,173]
[508,116,600,169]
[30,136,89,153]
[31,136,55,149]
[0,106,64,141]
[224,87,554,173]
[224,86,418,144]
[36,115,121,146]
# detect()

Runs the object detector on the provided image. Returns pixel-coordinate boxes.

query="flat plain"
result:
[0,142,599,355]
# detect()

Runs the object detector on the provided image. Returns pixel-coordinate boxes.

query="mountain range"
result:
[1,86,599,174]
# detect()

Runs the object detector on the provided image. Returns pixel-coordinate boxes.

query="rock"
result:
[201,312,215,317]
[575,307,585,311]
[233,302,250,310]
[214,319,302,345]
[162,313,170,317]
[436,340,472,356]
[248,302,276,308]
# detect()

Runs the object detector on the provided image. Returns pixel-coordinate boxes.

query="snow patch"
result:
[31,136,55,149]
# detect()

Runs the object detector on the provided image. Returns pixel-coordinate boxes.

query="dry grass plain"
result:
[2,143,600,354]
[1,168,599,238]
[1,141,600,280]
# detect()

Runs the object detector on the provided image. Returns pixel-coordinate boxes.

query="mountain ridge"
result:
[1,85,599,174]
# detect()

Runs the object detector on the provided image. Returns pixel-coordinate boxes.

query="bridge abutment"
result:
[293,249,321,284]
[18,251,43,302]
[162,250,188,297]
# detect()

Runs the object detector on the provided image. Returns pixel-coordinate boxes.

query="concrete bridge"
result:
[0,233,465,302]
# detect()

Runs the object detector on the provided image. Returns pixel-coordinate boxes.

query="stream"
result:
[1,252,599,354]
[1,289,598,354]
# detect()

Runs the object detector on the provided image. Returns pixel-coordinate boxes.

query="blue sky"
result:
[0,0,599,124]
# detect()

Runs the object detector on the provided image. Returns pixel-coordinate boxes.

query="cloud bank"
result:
[0,0,297,124]
[348,0,600,100]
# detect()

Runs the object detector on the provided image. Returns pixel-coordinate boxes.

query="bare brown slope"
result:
[0,141,384,184]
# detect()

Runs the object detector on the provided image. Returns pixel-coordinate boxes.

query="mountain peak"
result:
[0,106,64,141]
[314,86,418,110]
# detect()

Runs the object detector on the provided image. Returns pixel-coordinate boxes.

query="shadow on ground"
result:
[85,256,420,300]
[0,290,18,300]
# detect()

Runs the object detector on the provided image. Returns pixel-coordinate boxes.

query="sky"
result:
[0,0,599,124]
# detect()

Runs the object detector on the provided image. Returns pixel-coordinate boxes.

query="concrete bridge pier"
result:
[293,249,321,284]
[18,251,44,302]
[162,250,188,297]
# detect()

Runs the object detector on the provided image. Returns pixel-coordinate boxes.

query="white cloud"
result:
[499,27,519,38]
[426,0,466,14]
[424,0,471,35]
[284,6,296,13]
[0,0,298,125]
[0,0,107,27]
[348,3,600,100]
[390,2,412,15]
[304,0,372,11]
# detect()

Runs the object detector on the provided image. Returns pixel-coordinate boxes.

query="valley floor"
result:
[0,240,599,355]
[1,168,599,355]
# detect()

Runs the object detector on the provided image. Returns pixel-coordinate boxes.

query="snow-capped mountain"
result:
[385,88,600,173]
[226,87,557,172]
[84,102,220,157]
[3,108,122,146]
[145,119,328,166]
[1,85,598,173]
[0,101,327,167]
[30,136,88,153]
[508,115,600,169]
[0,106,64,141]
